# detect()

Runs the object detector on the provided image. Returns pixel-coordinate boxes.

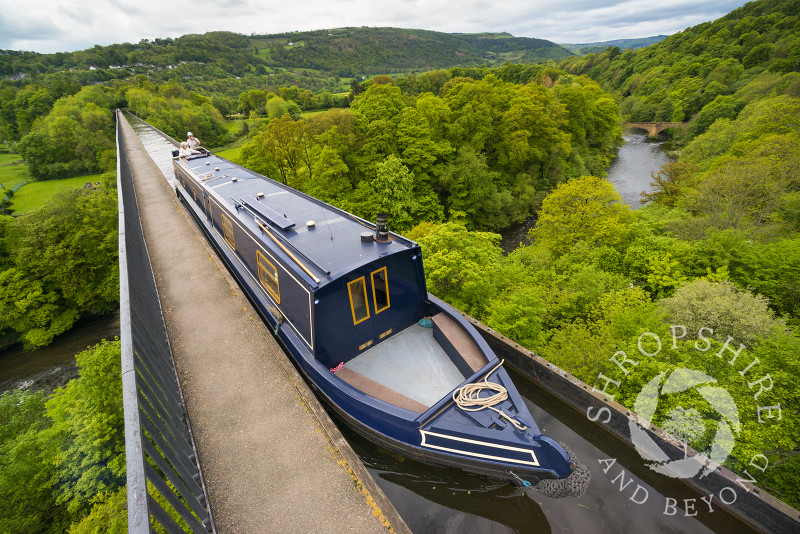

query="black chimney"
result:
[375,213,389,242]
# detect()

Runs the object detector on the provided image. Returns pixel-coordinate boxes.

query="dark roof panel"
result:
[179,153,417,284]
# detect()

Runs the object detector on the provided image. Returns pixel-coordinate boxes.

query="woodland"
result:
[0,0,799,530]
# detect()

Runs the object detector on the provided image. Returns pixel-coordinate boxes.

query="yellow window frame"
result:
[222,214,235,250]
[257,251,280,303]
[347,277,371,325]
[371,267,390,314]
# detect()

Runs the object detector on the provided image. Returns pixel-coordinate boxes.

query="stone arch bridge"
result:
[625,121,687,137]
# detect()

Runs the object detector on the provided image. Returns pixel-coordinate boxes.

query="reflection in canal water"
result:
[335,366,756,534]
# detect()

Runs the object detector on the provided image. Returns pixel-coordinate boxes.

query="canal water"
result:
[337,365,756,533]
[500,132,674,252]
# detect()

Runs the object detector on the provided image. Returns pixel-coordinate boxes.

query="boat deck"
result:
[342,323,466,410]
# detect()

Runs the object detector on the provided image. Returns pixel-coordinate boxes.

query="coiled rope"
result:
[452,360,527,431]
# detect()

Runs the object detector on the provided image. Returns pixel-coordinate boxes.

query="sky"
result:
[0,0,750,54]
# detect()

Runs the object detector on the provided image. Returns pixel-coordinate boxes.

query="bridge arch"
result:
[625,121,686,138]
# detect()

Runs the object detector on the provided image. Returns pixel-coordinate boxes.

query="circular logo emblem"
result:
[629,367,741,479]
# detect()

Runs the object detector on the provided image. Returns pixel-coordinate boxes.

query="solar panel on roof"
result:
[241,196,295,231]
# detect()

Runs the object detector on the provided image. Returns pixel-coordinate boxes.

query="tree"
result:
[0,390,66,532]
[531,175,634,255]
[395,107,452,179]
[0,178,118,349]
[351,155,419,232]
[689,95,742,139]
[691,157,793,234]
[660,279,786,347]
[408,222,503,316]
[248,114,311,186]
[486,286,548,349]
[45,340,125,518]
[641,161,698,207]
[437,146,505,229]
[0,268,79,350]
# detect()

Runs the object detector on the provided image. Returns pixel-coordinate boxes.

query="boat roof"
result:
[177,152,418,285]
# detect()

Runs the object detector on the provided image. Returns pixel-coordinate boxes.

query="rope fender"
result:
[528,441,591,499]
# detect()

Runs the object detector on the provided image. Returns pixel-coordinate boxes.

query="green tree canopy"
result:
[531,175,634,255]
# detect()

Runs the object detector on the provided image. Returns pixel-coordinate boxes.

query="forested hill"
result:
[0,28,571,80]
[557,0,800,125]
[253,27,572,75]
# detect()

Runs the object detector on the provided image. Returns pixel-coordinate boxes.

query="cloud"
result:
[0,0,750,53]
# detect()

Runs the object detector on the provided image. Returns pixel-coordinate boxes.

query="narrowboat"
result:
[170,148,589,497]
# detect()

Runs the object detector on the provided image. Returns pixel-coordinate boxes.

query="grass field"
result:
[10,175,104,215]
[222,120,242,133]
[0,152,30,191]
[0,152,22,166]
[215,147,242,163]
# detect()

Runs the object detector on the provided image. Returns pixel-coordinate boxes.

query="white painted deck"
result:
[344,324,465,407]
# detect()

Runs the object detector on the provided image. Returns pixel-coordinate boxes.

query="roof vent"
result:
[257,192,264,198]
[306,220,316,229]
[231,177,238,182]
[361,232,374,243]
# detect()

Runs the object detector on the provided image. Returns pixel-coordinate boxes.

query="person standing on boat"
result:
[187,132,201,149]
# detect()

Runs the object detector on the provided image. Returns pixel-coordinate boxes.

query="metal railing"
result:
[117,110,215,533]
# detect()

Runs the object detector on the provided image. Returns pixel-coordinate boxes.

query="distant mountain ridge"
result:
[250,27,573,75]
[560,35,669,54]
[8,27,684,85]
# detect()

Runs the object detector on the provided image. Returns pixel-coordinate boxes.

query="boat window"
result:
[257,251,280,303]
[371,267,390,314]
[222,214,235,250]
[348,277,370,325]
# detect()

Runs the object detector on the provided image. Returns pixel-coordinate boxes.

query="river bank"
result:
[499,131,675,253]
[0,310,120,393]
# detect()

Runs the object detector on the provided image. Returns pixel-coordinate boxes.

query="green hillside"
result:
[1,27,571,82]
[558,0,800,125]
[252,27,572,76]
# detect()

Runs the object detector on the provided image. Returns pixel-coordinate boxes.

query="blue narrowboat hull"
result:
[171,150,584,492]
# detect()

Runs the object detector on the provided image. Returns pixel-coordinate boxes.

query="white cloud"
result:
[0,0,749,53]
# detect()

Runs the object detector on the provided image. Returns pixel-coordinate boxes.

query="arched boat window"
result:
[257,251,280,303]
[371,267,390,314]
[222,214,235,250]
[348,277,370,325]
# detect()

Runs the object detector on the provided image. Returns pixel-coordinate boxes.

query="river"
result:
[0,310,120,393]
[500,132,675,252]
